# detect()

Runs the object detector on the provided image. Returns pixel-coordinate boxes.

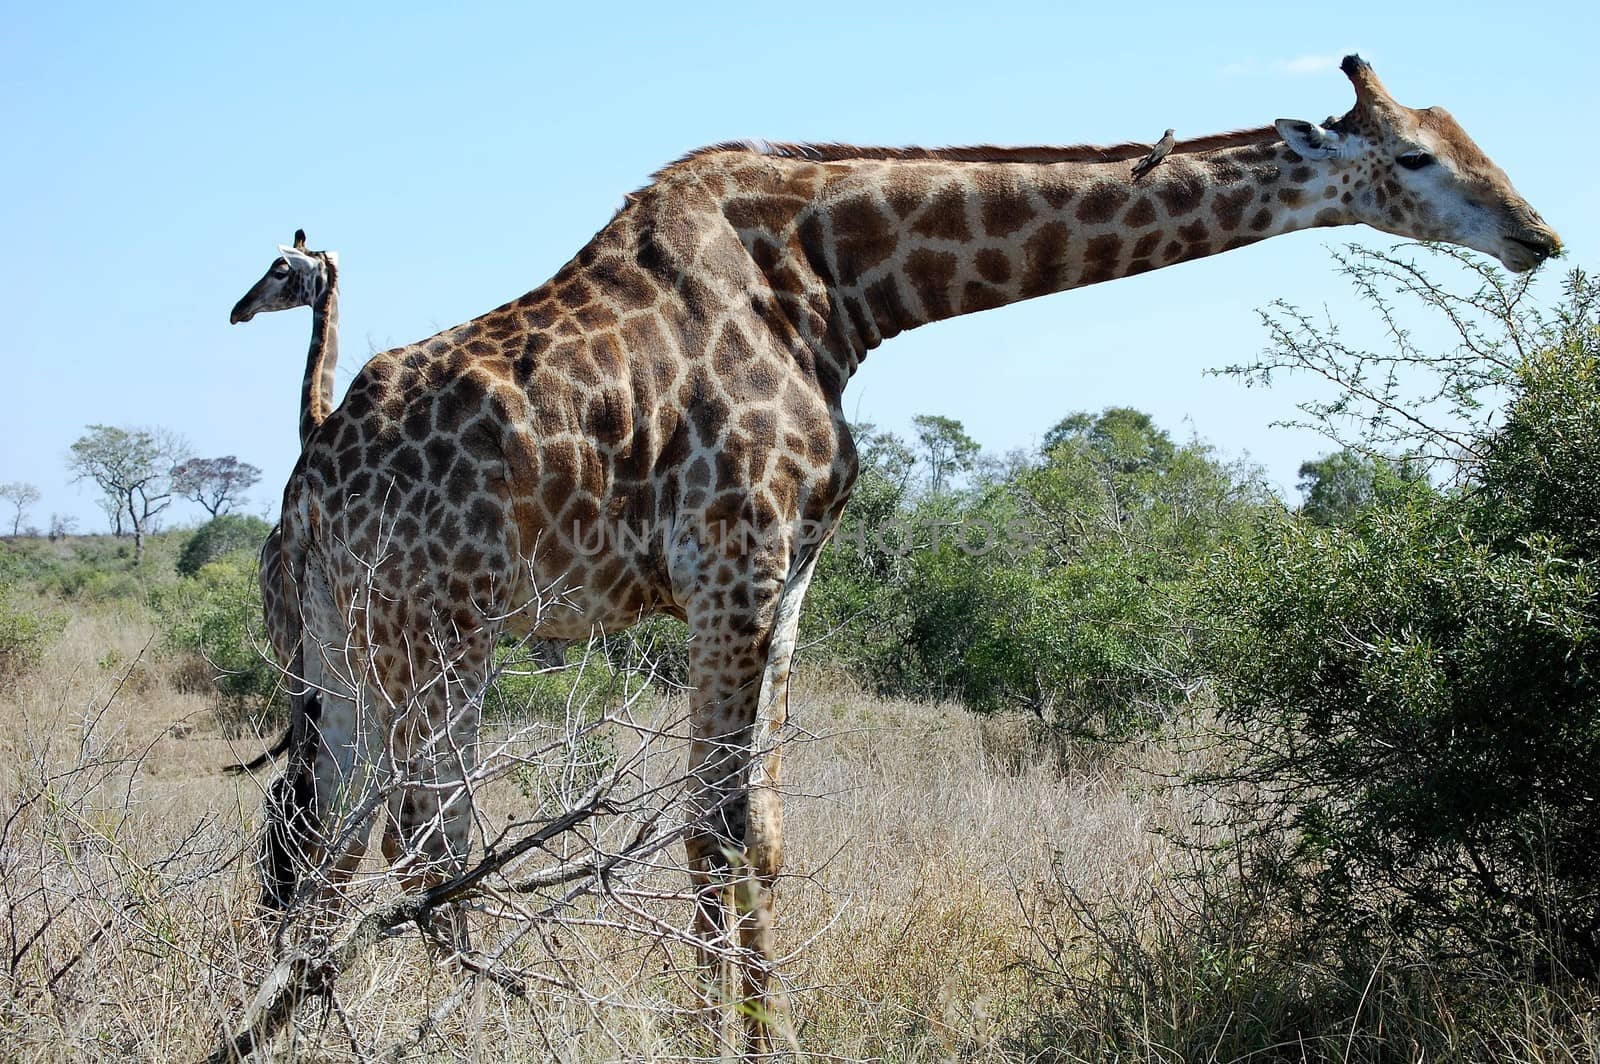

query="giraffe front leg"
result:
[685,724,753,1053]
[736,541,821,1052]
[683,539,823,1053]
[682,597,772,1053]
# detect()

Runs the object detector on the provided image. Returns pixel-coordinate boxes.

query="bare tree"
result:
[171,456,262,517]
[1214,242,1566,481]
[47,513,78,541]
[0,566,818,1059]
[66,425,189,562]
[0,482,40,536]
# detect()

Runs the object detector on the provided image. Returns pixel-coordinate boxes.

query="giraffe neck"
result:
[300,259,338,450]
[728,136,1349,391]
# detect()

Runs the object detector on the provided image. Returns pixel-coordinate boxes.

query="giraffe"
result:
[261,55,1559,1047]
[225,231,341,903]
[229,228,340,669]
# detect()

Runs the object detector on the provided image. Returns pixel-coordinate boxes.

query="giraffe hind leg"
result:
[378,636,491,951]
[258,690,321,910]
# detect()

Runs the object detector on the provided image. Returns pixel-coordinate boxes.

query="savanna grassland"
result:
[6,248,1600,1061]
[0,551,1191,1062]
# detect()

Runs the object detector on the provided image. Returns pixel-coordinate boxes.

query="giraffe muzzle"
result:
[1505,228,1563,272]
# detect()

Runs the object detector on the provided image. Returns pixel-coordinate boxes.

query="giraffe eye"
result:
[1397,151,1435,170]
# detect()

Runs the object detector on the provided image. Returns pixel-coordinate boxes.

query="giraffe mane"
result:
[661,127,1280,172]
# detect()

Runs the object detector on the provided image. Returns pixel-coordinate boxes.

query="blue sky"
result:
[2,1,1596,531]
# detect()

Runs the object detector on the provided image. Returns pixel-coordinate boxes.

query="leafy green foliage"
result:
[177,513,272,577]
[151,546,283,726]
[805,408,1267,737]
[483,641,650,723]
[1202,496,1600,967]
[1200,262,1600,972]
[1476,276,1600,556]
[0,549,64,680]
[900,412,1264,735]
[5,530,186,601]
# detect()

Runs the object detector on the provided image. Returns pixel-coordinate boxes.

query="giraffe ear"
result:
[1275,119,1346,160]
[293,229,308,250]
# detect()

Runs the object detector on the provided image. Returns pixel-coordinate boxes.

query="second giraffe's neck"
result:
[742,134,1349,389]
[301,259,339,450]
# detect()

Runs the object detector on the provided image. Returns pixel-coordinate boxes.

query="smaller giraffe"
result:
[226,230,341,905]
[231,228,341,451]
[227,229,339,724]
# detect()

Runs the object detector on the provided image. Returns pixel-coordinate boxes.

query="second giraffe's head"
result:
[230,229,338,324]
[1273,55,1560,272]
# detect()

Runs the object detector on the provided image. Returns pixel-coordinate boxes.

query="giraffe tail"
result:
[223,724,294,774]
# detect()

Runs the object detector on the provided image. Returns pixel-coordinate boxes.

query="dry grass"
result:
[777,685,1176,1060]
[1,602,1172,1061]
[4,603,1599,1062]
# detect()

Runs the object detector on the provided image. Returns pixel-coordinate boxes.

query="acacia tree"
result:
[67,425,189,562]
[911,414,979,494]
[0,482,40,536]
[1295,450,1377,525]
[171,456,262,516]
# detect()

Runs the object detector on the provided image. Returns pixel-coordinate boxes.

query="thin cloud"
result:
[1223,51,1362,78]
[1274,52,1346,75]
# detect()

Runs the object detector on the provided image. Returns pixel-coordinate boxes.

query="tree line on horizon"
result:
[2,427,261,560]
[1,411,1364,555]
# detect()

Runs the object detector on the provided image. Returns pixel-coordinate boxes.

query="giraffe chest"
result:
[505,373,852,633]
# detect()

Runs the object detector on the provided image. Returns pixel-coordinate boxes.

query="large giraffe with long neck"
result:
[264,56,1559,1047]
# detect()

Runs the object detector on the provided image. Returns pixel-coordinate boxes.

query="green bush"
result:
[483,640,651,723]
[7,530,186,603]
[151,546,283,728]
[805,409,1267,737]
[177,514,272,577]
[1202,497,1600,968]
[1198,265,1600,973]
[0,554,64,680]
[802,427,924,686]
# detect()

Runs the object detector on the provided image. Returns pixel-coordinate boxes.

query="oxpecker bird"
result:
[1131,129,1176,180]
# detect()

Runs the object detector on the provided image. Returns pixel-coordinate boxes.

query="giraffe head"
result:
[1272,55,1561,272]
[230,229,337,323]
